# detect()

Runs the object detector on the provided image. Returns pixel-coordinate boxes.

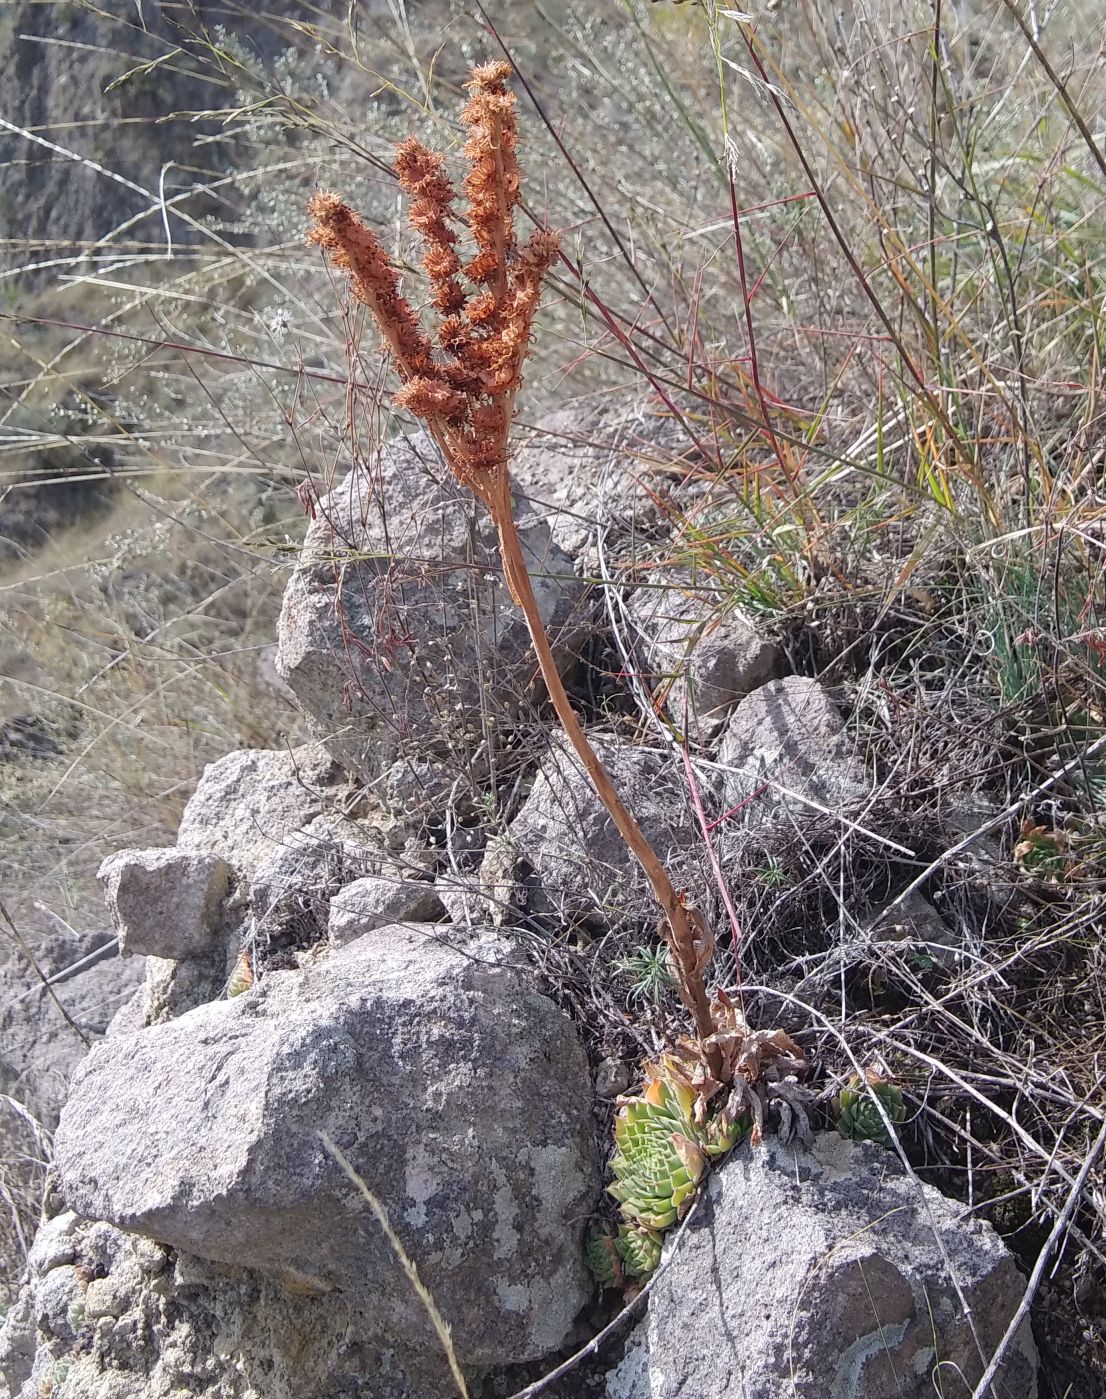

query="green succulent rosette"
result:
[586,1221,624,1290]
[616,1223,663,1279]
[608,1109,707,1230]
[837,1072,905,1146]
[606,1057,750,1254]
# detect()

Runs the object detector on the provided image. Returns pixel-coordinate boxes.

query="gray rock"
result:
[98,848,231,959]
[625,569,778,740]
[106,986,146,1038]
[607,1134,1037,1399]
[0,929,145,1129]
[53,924,598,1372]
[0,928,146,1311]
[32,1264,81,1341]
[508,731,712,925]
[275,430,585,805]
[716,677,868,827]
[0,1285,36,1396]
[435,837,522,928]
[872,891,960,969]
[248,812,379,944]
[511,402,698,565]
[140,949,233,1027]
[243,812,429,961]
[327,876,444,946]
[176,744,341,880]
[594,1057,632,1100]
[25,1212,80,1277]
[0,1214,466,1399]
[434,871,492,926]
[606,1332,652,1399]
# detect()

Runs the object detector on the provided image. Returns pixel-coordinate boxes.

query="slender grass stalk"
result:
[320,1133,469,1398]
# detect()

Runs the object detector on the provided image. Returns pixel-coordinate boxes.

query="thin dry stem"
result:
[320,1133,469,1398]
[488,471,720,1057]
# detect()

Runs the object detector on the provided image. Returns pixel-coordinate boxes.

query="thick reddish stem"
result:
[487,472,721,1071]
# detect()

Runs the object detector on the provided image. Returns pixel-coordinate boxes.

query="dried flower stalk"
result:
[308,61,722,1076]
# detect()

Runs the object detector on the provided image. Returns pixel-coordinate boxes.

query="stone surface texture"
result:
[52,923,598,1373]
[98,848,231,959]
[0,1213,462,1399]
[716,677,868,825]
[175,743,340,880]
[326,876,444,945]
[626,569,778,740]
[605,1134,1038,1399]
[510,401,700,565]
[247,812,378,947]
[507,731,713,925]
[275,430,585,804]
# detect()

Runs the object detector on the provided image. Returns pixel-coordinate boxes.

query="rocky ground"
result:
[0,408,1059,1397]
[3,1,1106,1395]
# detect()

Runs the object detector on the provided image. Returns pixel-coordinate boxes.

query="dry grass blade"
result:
[319,1132,469,1399]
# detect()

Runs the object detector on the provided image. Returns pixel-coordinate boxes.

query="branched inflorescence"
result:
[308,61,559,506]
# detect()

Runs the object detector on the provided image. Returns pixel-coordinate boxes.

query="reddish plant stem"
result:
[679,742,745,1015]
[487,472,722,1072]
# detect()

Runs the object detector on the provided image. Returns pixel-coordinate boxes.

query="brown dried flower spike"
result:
[309,62,725,1079]
[308,61,558,509]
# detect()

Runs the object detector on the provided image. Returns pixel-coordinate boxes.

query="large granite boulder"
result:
[53,924,598,1373]
[605,1133,1037,1399]
[276,430,586,809]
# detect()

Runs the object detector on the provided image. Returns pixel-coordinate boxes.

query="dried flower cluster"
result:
[308,61,559,506]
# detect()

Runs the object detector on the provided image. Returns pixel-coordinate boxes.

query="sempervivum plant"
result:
[585,1222,624,1291]
[608,1097,707,1232]
[598,1057,748,1284]
[836,1070,906,1147]
[616,1223,664,1280]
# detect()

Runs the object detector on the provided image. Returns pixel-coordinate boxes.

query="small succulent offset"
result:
[593,1056,748,1288]
[836,1069,905,1147]
[586,1221,625,1290]
[616,1222,664,1279]
[587,1218,665,1290]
